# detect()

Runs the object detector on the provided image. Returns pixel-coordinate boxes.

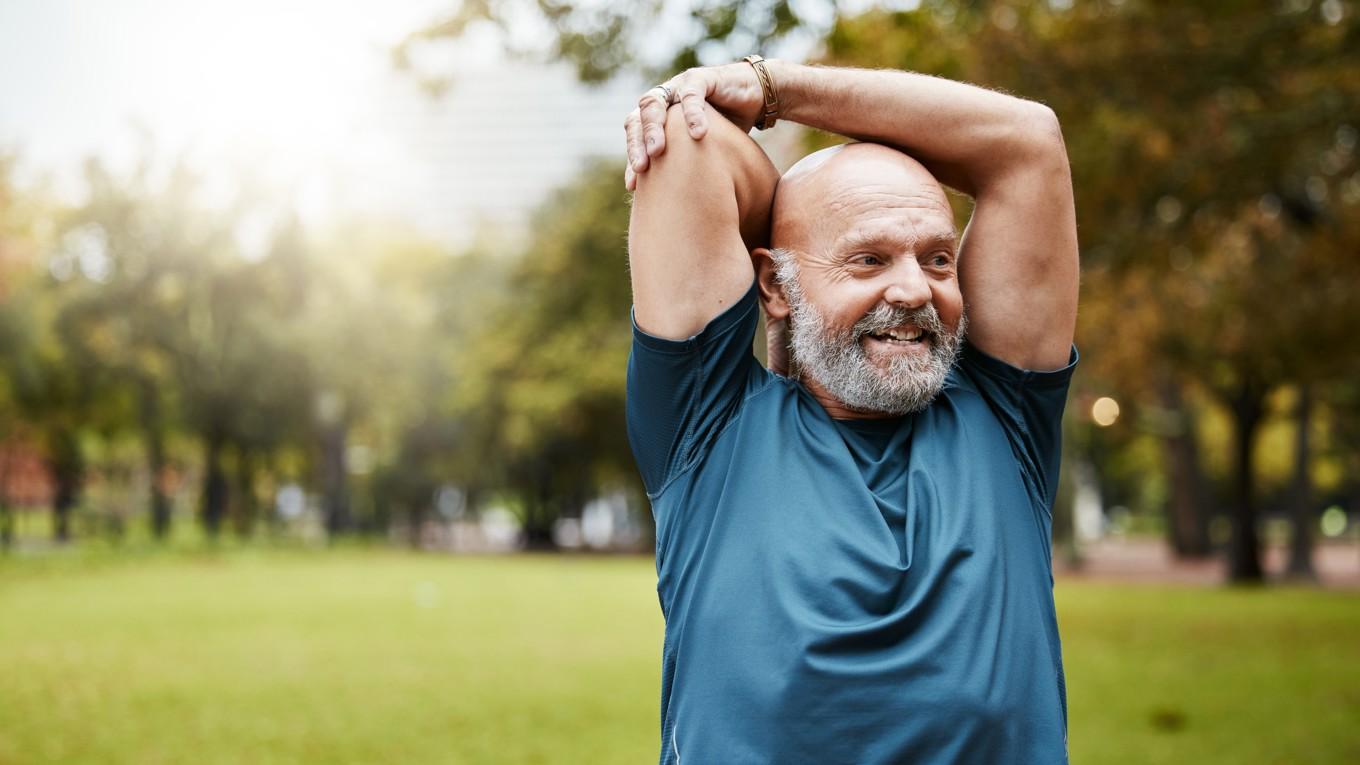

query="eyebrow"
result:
[838,229,958,254]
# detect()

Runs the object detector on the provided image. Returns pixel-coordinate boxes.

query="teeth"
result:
[882,328,923,341]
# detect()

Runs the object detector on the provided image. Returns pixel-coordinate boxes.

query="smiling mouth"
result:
[865,326,930,345]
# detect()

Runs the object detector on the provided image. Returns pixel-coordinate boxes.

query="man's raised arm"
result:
[631,63,1078,371]
[626,95,779,341]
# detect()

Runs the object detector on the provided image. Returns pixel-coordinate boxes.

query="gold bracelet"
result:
[743,54,779,130]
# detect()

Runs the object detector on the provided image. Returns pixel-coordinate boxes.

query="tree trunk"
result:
[233,448,258,539]
[0,500,11,549]
[148,440,171,539]
[1226,380,1266,583]
[0,448,13,550]
[406,503,424,548]
[201,434,228,537]
[1159,383,1213,558]
[522,494,557,550]
[521,462,558,550]
[49,428,82,543]
[140,380,172,540]
[321,422,350,538]
[1285,384,1315,580]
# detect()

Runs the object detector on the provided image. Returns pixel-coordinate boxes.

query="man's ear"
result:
[752,247,791,321]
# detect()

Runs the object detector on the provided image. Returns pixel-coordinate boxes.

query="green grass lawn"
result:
[1,548,1357,764]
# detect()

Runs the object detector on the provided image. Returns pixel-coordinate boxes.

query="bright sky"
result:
[2,0,431,181]
[0,0,644,244]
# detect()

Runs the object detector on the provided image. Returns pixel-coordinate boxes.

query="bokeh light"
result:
[1091,396,1120,427]
[1321,506,1348,538]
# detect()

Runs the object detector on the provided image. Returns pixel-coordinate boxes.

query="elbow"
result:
[1016,102,1069,168]
[969,101,1070,196]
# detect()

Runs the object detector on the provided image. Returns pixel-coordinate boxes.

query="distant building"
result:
[375,61,645,248]
[373,59,808,249]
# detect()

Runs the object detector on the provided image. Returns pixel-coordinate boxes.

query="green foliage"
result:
[440,160,642,540]
[398,0,821,85]
[0,150,454,540]
[447,0,1360,568]
[0,141,648,545]
[39,157,323,536]
[815,0,1360,575]
[819,1,1360,383]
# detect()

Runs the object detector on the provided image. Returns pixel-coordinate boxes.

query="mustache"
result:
[851,302,946,338]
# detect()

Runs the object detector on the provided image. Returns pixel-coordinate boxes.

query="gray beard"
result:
[775,254,967,416]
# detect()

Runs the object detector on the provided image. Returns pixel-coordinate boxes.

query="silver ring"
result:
[654,84,675,105]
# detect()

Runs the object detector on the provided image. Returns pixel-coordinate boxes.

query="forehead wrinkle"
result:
[825,190,956,254]
[823,185,953,218]
[838,225,957,254]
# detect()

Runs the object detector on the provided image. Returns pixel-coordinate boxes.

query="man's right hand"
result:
[623,62,768,191]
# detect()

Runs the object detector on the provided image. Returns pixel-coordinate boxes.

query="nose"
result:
[882,259,931,309]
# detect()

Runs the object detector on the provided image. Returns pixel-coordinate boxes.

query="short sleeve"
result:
[958,342,1079,510]
[626,282,766,497]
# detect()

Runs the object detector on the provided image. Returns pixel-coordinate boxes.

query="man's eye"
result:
[929,252,952,267]
[857,255,882,266]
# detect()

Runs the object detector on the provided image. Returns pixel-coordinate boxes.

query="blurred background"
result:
[1,1,1358,763]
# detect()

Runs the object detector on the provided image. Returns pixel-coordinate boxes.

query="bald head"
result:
[771,143,952,255]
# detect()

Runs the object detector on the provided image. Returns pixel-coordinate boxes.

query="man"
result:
[623,57,1078,764]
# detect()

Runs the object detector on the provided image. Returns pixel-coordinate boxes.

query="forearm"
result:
[628,104,777,339]
[769,61,1062,195]
[729,125,780,253]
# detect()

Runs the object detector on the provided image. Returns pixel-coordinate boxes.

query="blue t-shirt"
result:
[627,282,1077,765]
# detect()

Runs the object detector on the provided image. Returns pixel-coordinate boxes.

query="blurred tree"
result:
[413,0,1360,577]
[398,0,819,86]
[1285,384,1315,579]
[46,156,188,539]
[0,155,148,542]
[1328,380,1360,526]
[0,155,26,547]
[0,234,114,542]
[812,1,1360,581]
[0,154,59,545]
[445,159,641,547]
[47,156,319,539]
[293,223,449,538]
[367,243,509,543]
[2,146,488,545]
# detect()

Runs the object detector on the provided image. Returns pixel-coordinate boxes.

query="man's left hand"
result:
[623,62,768,191]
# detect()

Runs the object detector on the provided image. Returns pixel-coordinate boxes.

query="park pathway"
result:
[1057,538,1360,589]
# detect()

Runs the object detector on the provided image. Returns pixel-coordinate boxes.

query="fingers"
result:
[624,107,647,174]
[679,85,709,140]
[637,87,670,158]
[623,73,712,188]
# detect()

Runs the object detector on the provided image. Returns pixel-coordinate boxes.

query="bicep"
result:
[957,124,1078,372]
[628,105,777,340]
